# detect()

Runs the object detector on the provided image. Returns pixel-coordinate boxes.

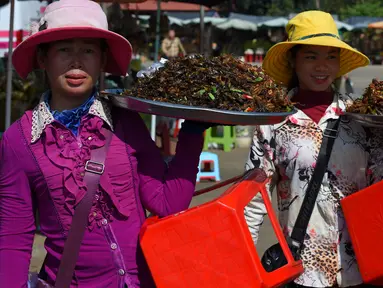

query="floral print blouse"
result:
[244,91,371,287]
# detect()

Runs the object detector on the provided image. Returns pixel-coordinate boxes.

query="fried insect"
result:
[347,79,383,115]
[123,54,293,113]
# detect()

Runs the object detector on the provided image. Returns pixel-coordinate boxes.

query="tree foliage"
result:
[230,0,383,18]
[233,0,272,15]
[339,0,383,19]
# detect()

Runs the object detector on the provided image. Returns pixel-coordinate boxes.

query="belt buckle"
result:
[85,160,105,175]
[323,128,338,139]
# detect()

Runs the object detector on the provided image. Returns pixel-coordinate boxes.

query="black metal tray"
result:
[100,89,297,126]
[345,112,383,128]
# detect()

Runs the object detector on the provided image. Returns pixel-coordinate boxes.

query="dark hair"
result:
[100,39,108,52]
[287,44,301,91]
[37,42,50,56]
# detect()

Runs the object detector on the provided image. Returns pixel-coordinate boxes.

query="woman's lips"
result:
[65,74,86,86]
[312,75,329,85]
[66,78,85,86]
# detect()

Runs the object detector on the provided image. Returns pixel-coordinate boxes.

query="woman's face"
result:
[38,38,106,99]
[294,45,340,92]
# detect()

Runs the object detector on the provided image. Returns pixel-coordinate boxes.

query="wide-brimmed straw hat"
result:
[262,11,370,85]
[13,0,132,79]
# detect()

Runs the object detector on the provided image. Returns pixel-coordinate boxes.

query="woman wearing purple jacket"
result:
[0,1,209,287]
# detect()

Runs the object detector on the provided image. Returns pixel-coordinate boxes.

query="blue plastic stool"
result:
[197,151,221,182]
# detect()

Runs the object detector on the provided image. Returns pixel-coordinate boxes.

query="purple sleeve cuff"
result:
[130,112,204,217]
[0,133,35,287]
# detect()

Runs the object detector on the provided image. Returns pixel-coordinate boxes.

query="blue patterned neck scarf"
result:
[44,90,96,136]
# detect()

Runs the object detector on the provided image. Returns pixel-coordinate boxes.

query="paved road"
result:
[348,65,382,96]
[29,65,381,273]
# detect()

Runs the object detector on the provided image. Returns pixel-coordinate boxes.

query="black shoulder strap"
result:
[290,118,341,249]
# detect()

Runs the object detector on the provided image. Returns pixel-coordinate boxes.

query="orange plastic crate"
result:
[139,170,304,288]
[341,180,383,285]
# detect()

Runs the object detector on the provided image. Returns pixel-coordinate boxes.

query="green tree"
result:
[233,0,272,15]
[0,71,46,131]
[267,0,295,16]
[321,0,351,14]
[221,0,382,18]
[340,0,383,19]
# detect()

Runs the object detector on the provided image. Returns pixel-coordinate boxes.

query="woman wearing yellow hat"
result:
[245,11,372,287]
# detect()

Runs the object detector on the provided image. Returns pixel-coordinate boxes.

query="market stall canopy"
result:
[368,21,383,29]
[120,0,210,11]
[228,13,275,24]
[168,15,185,25]
[257,17,288,28]
[98,0,146,2]
[135,14,184,26]
[166,10,218,19]
[335,20,353,31]
[167,14,287,30]
[228,13,353,30]
[167,14,355,31]
[181,16,225,25]
[344,16,383,29]
[171,0,226,7]
[109,0,227,8]
[215,18,257,31]
[174,13,287,31]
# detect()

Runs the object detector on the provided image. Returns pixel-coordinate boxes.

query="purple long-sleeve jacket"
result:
[0,99,203,288]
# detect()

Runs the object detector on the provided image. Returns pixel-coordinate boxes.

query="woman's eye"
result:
[58,47,69,52]
[328,55,338,60]
[305,56,316,60]
[85,49,95,54]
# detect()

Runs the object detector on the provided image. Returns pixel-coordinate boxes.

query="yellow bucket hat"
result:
[262,11,370,85]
